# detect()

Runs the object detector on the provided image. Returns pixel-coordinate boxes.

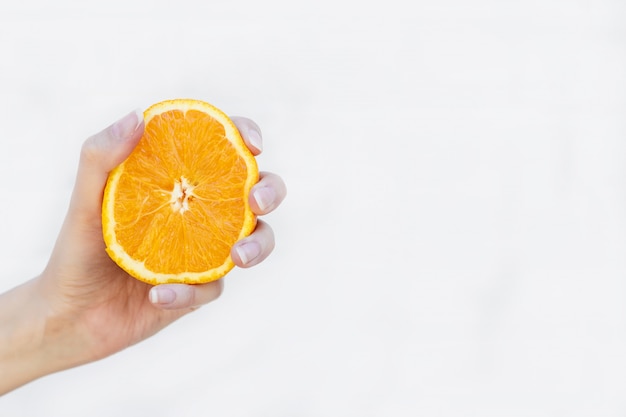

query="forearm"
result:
[0,278,59,395]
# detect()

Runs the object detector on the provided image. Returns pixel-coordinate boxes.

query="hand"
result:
[0,110,286,394]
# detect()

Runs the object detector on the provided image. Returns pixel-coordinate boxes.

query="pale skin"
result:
[0,110,287,395]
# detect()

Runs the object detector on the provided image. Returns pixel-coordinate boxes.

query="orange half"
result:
[102,99,258,285]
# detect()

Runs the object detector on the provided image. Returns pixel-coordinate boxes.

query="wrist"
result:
[0,277,82,394]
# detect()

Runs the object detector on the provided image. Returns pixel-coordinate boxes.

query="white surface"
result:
[1,0,626,415]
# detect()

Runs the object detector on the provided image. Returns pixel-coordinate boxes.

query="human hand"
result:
[0,109,286,393]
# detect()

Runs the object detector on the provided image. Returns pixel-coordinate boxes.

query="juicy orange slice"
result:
[102,99,259,285]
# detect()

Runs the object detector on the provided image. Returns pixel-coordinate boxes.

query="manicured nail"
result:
[235,241,261,265]
[253,187,275,212]
[133,108,144,129]
[247,128,263,152]
[149,287,176,305]
[111,108,144,141]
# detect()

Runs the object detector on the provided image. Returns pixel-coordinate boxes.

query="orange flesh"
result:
[105,103,257,283]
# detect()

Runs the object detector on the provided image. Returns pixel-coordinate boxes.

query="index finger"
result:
[231,116,263,156]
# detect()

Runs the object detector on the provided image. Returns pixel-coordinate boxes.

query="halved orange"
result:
[102,99,259,285]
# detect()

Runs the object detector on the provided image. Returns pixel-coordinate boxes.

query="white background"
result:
[1,0,626,415]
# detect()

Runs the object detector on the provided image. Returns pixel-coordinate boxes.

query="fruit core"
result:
[170,176,196,214]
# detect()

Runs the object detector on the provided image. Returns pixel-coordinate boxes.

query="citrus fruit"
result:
[102,99,259,285]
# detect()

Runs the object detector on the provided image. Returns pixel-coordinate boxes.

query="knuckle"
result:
[191,281,223,307]
[212,280,225,299]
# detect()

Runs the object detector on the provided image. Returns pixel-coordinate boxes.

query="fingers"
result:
[249,172,287,215]
[69,110,144,220]
[231,116,263,155]
[230,118,285,268]
[232,220,275,268]
[149,280,224,310]
[231,116,287,214]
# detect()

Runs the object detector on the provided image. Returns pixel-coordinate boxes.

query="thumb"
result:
[68,109,144,221]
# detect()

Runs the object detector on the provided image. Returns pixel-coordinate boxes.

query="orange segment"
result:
[102,99,258,285]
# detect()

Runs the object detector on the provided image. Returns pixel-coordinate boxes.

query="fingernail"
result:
[235,241,261,265]
[247,128,263,152]
[133,108,144,129]
[111,108,144,141]
[149,287,176,305]
[253,187,275,212]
